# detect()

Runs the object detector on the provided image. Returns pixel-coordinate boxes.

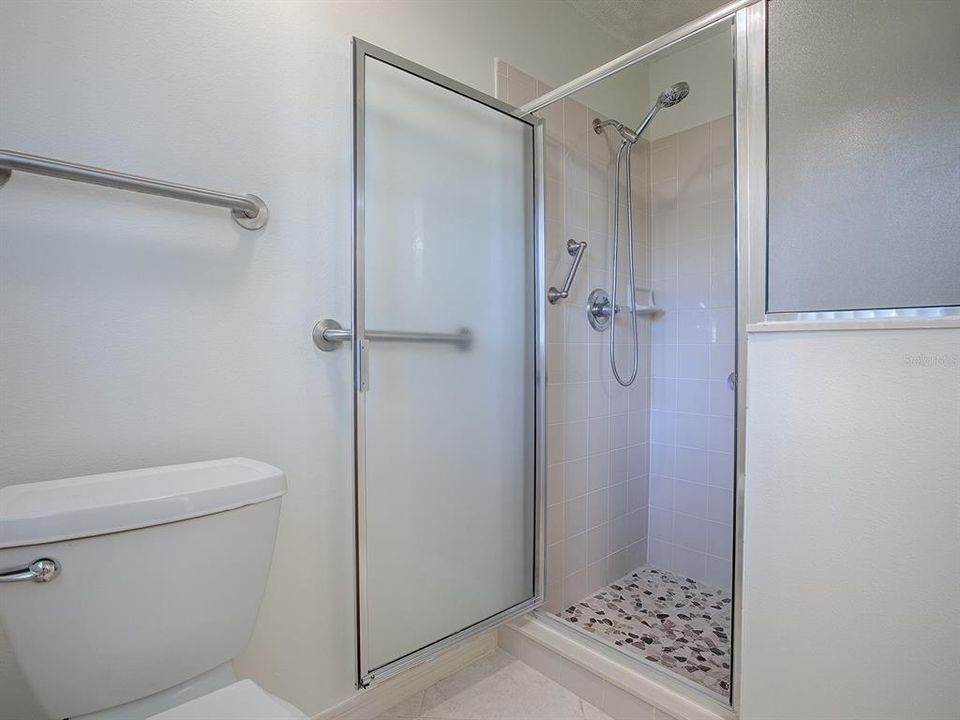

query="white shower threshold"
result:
[502,615,735,720]
[315,621,731,720]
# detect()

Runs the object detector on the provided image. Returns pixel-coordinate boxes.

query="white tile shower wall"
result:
[497,62,652,614]
[646,116,735,591]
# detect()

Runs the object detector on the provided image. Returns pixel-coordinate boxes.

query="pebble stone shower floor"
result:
[560,566,732,698]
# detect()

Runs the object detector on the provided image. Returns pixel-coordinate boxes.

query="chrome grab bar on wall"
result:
[312,319,473,352]
[0,149,269,230]
[547,239,587,304]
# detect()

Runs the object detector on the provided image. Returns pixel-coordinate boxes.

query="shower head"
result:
[593,81,691,144]
[657,81,690,108]
[632,80,690,138]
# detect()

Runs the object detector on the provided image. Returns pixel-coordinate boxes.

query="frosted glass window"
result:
[767,0,960,312]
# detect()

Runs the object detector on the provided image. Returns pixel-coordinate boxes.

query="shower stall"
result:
[331,1,747,711]
[499,13,738,704]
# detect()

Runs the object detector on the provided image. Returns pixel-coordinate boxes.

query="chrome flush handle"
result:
[0,558,61,583]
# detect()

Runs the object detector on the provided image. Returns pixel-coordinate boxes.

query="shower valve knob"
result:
[587,288,613,331]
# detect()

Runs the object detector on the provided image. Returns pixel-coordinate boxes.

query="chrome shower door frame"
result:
[732,1,766,712]
[352,38,546,690]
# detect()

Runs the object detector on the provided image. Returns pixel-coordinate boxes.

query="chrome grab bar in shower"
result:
[0,149,269,230]
[312,319,473,352]
[547,239,587,304]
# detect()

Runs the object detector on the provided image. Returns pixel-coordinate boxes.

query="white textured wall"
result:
[0,2,628,718]
[740,326,960,720]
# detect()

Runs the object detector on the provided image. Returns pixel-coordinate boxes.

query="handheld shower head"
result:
[592,81,691,145]
[658,81,690,108]
[632,80,691,138]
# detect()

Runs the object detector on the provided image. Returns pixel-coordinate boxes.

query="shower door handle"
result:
[547,239,587,304]
[313,320,473,351]
[312,319,474,393]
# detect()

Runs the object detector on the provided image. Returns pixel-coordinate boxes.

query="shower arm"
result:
[592,104,660,145]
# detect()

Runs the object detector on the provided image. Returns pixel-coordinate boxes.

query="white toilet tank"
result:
[0,458,287,720]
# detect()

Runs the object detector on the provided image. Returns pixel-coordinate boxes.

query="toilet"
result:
[0,457,307,720]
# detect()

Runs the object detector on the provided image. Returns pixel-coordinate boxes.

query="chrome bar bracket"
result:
[547,239,587,304]
[0,558,60,584]
[313,318,347,352]
[230,194,269,231]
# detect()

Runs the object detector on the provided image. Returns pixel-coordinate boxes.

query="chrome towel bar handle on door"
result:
[547,239,587,304]
[312,319,473,352]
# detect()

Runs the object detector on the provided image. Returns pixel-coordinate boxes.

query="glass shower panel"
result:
[361,52,538,677]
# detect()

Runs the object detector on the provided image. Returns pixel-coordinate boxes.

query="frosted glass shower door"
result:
[354,40,543,687]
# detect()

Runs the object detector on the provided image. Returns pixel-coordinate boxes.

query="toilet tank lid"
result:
[0,458,286,549]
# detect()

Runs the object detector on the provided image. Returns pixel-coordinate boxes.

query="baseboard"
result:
[502,616,735,720]
[312,632,497,720]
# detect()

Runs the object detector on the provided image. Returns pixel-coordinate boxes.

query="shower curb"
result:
[500,616,735,720]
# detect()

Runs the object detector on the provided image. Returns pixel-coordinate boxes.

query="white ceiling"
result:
[563,0,730,46]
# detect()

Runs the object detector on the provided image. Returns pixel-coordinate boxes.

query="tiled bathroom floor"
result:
[375,650,614,720]
[560,566,732,698]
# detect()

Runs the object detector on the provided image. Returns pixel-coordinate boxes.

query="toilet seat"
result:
[144,680,307,720]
